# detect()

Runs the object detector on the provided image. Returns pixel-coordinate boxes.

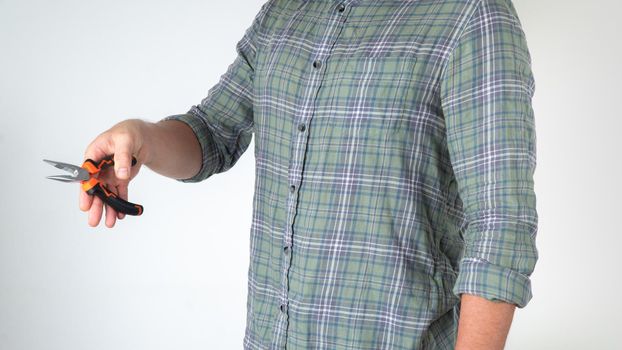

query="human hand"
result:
[80,119,153,228]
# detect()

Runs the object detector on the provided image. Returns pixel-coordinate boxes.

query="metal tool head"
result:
[43,159,90,182]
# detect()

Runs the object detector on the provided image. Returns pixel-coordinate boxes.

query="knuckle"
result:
[84,139,99,158]
[111,128,133,143]
[85,131,113,159]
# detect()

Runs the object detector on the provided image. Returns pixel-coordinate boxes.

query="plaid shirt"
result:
[163,0,538,348]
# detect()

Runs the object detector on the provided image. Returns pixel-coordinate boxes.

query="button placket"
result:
[274,1,356,349]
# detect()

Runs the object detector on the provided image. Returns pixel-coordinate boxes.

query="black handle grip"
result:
[87,182,144,216]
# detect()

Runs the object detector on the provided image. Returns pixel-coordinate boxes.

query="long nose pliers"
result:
[44,155,144,216]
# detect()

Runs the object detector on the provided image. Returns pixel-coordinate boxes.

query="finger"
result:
[79,187,93,212]
[88,196,104,227]
[83,137,112,214]
[84,135,113,164]
[105,202,117,228]
[116,184,127,220]
[112,135,134,180]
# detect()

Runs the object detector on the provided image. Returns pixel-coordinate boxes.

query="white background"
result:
[1,0,620,349]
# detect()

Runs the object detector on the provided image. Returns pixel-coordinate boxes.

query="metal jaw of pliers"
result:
[44,155,144,216]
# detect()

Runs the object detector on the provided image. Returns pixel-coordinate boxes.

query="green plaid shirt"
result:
[163,0,538,348]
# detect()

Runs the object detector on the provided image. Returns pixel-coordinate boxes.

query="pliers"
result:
[44,155,144,216]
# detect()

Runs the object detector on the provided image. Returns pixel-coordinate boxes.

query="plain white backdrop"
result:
[1,0,620,349]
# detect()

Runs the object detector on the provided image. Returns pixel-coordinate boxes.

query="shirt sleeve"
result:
[160,1,273,183]
[440,0,538,308]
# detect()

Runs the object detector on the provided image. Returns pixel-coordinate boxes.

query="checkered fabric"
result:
[163,0,538,348]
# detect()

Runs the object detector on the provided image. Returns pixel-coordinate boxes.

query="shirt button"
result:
[337,3,346,13]
[290,185,296,193]
[313,60,322,69]
[297,123,306,132]
[284,245,290,253]
[280,304,287,313]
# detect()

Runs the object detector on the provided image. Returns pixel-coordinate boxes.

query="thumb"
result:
[114,151,132,180]
[113,139,134,180]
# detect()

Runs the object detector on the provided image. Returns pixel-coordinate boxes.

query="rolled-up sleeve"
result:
[161,1,272,183]
[440,0,538,308]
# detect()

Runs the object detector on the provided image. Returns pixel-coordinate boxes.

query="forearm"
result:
[142,119,202,180]
[455,293,516,350]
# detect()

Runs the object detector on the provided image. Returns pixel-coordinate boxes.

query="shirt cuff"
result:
[160,112,220,183]
[452,256,533,308]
